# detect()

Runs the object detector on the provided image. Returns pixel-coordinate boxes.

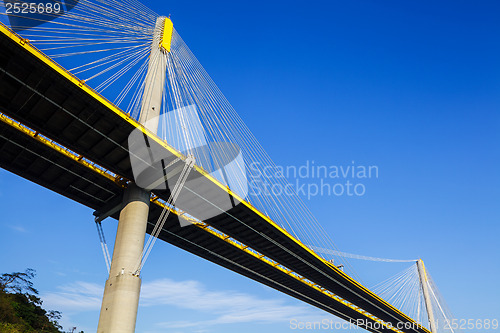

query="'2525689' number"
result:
[444,319,498,330]
[5,2,62,14]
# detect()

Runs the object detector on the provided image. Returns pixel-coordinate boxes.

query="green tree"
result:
[0,269,63,333]
[0,269,38,298]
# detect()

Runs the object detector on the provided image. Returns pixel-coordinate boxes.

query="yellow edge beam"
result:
[0,22,426,329]
[195,222,405,333]
[152,197,406,333]
[0,112,125,186]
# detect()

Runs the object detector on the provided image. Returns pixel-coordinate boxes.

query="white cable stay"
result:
[308,245,418,263]
[95,221,112,274]
[133,154,196,275]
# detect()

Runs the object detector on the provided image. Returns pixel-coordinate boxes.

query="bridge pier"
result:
[417,259,437,333]
[97,185,149,332]
[97,16,172,332]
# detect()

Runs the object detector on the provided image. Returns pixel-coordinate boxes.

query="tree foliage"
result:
[0,269,63,333]
[0,269,38,298]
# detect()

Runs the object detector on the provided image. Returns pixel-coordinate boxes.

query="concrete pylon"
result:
[97,185,150,332]
[97,16,171,333]
[417,259,437,333]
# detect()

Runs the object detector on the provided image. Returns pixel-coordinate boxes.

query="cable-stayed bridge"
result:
[0,1,458,332]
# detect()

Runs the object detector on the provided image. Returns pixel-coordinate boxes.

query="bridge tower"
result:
[417,259,437,333]
[97,17,173,332]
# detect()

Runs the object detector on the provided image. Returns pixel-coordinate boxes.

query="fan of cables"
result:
[1,0,360,280]
[372,263,460,333]
[0,0,157,113]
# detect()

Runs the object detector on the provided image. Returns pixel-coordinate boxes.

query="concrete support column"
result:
[97,185,150,333]
[138,17,168,131]
[417,259,437,333]
[97,16,170,333]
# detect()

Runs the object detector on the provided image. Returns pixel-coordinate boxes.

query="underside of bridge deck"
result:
[0,23,430,333]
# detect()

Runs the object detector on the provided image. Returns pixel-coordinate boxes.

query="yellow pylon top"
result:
[160,17,173,52]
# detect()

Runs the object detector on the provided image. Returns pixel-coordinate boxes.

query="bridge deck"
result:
[0,23,429,333]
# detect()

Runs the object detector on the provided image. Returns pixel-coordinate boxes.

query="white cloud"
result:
[42,281,103,312]
[140,278,323,329]
[7,224,27,232]
[42,277,325,330]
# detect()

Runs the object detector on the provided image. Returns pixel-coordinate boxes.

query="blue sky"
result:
[1,0,499,332]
